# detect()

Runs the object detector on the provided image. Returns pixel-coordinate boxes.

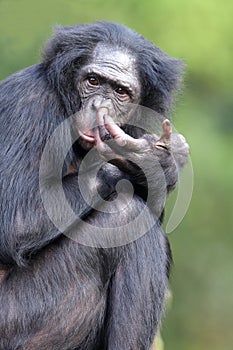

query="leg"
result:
[0,183,169,350]
[0,238,109,350]
[0,185,134,349]
[102,203,171,350]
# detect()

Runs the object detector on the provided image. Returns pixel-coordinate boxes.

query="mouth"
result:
[78,130,95,143]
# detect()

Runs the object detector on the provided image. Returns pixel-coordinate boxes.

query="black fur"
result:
[0,22,183,349]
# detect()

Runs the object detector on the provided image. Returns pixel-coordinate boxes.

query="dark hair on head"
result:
[43,21,184,116]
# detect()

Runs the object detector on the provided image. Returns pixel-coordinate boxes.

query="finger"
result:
[162,119,172,141]
[98,125,112,141]
[104,115,148,151]
[104,115,126,139]
[94,126,117,161]
[97,107,112,142]
[97,107,109,125]
[96,137,128,165]
[155,119,172,150]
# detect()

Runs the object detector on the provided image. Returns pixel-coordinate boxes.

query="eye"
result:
[115,86,130,98]
[86,75,99,86]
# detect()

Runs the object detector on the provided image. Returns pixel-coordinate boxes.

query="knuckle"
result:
[115,135,128,147]
[96,142,108,155]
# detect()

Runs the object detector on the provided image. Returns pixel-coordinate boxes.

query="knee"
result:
[71,193,155,248]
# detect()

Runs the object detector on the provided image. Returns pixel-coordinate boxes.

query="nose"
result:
[92,97,112,111]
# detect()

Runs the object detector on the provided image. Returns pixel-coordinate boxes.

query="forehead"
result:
[86,43,139,88]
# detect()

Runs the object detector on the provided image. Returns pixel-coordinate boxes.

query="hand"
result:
[95,108,178,193]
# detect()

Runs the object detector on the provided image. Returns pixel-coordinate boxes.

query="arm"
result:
[94,115,189,217]
[0,69,117,266]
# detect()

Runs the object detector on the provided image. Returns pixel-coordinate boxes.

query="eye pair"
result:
[86,75,130,97]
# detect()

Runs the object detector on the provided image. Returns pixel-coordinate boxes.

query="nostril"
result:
[97,106,109,126]
[91,99,97,111]
[98,106,109,118]
[91,99,103,111]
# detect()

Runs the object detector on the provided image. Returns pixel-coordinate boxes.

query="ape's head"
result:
[43,22,183,149]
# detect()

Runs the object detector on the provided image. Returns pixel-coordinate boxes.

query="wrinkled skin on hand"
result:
[77,106,189,218]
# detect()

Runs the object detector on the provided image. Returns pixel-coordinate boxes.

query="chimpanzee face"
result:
[76,43,141,148]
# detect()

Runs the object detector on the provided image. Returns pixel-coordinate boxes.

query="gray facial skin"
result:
[76,43,141,148]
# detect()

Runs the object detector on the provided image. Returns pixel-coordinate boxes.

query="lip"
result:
[78,130,95,143]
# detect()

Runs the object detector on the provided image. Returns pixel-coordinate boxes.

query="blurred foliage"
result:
[0,1,233,349]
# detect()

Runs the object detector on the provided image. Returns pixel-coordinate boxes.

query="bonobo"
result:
[0,22,189,349]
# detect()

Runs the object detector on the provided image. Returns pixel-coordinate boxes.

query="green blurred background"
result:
[0,0,232,349]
